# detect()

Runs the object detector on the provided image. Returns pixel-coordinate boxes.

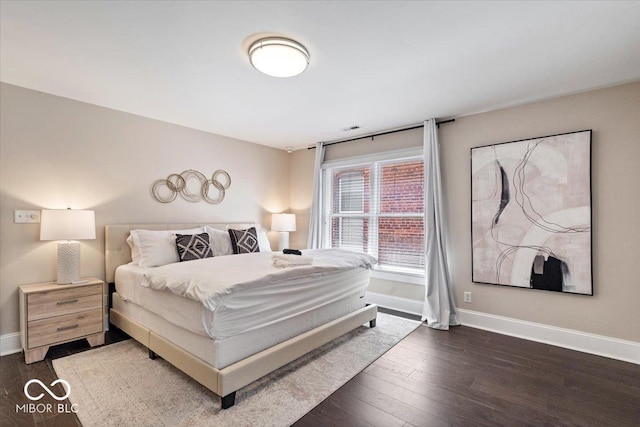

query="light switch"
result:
[14,210,41,223]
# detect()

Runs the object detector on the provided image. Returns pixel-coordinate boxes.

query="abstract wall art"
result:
[471,130,592,295]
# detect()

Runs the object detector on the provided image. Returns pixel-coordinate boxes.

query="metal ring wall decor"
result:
[202,170,231,204]
[152,169,231,204]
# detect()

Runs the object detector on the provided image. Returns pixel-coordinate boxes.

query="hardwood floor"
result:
[295,323,640,427]
[0,328,128,427]
[2,316,639,426]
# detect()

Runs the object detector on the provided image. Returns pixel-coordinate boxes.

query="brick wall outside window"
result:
[325,157,425,272]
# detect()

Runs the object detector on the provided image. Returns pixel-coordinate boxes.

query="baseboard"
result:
[365,291,423,316]
[361,293,639,365]
[458,308,640,365]
[0,332,22,356]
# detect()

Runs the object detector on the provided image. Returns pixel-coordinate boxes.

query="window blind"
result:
[322,155,425,274]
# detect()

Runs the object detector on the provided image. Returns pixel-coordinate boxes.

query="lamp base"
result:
[278,232,290,251]
[57,241,81,284]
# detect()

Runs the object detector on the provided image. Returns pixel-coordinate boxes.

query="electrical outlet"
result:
[463,291,472,303]
[14,210,41,223]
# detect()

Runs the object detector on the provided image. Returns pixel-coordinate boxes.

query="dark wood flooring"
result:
[295,324,640,427]
[2,314,639,426]
[1,328,128,427]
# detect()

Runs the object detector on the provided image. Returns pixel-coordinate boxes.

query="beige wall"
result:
[441,81,640,343]
[291,82,640,342]
[0,83,290,335]
[289,148,314,250]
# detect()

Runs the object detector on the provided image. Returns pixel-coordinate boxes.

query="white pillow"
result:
[204,226,233,256]
[129,227,204,268]
[126,235,141,265]
[257,230,272,252]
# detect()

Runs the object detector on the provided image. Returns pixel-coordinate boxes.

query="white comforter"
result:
[139,249,375,338]
[141,249,373,309]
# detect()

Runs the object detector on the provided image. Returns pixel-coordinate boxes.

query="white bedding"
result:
[141,249,374,308]
[115,249,374,340]
[115,264,212,337]
[112,290,367,369]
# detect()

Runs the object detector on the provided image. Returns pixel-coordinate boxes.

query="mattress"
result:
[115,261,370,339]
[112,290,367,369]
[116,263,212,337]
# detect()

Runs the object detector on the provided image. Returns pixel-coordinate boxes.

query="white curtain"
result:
[422,119,460,329]
[307,142,325,249]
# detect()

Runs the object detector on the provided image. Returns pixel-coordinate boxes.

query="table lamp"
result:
[271,213,296,251]
[40,209,96,284]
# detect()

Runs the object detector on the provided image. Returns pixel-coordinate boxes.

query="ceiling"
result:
[2,1,640,151]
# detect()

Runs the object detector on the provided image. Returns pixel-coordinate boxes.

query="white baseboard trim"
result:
[365,291,423,316]
[361,294,639,365]
[458,308,640,365]
[0,332,22,356]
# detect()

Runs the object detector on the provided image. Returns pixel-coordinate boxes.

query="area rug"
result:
[53,312,420,427]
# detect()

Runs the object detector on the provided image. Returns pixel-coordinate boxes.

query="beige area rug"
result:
[53,313,420,427]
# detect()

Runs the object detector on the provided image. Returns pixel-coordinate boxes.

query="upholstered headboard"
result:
[104,222,258,283]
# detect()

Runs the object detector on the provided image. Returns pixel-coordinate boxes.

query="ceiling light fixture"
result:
[248,37,310,78]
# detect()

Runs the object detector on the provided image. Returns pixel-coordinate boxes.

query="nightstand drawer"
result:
[27,308,103,349]
[27,284,102,321]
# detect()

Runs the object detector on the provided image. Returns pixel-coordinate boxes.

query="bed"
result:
[106,223,377,409]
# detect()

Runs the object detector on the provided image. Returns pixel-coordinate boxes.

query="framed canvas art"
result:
[471,130,592,295]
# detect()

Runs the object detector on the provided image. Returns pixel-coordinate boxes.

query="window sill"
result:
[370,269,424,286]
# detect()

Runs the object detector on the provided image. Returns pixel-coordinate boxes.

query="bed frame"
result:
[105,223,377,409]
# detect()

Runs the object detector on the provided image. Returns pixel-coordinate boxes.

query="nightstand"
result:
[19,277,106,364]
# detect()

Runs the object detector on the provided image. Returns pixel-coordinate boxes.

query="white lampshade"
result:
[272,213,296,251]
[248,37,310,78]
[271,213,296,232]
[40,209,96,241]
[40,209,96,284]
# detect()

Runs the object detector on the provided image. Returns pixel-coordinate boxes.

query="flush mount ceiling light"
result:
[248,37,310,78]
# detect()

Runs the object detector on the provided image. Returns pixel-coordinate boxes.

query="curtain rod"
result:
[307,118,455,150]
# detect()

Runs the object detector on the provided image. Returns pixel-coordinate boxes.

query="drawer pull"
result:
[56,299,79,305]
[56,324,79,332]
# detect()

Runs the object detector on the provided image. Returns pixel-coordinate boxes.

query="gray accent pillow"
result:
[228,227,260,254]
[175,233,214,262]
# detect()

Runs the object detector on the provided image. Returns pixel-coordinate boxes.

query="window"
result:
[322,150,425,276]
